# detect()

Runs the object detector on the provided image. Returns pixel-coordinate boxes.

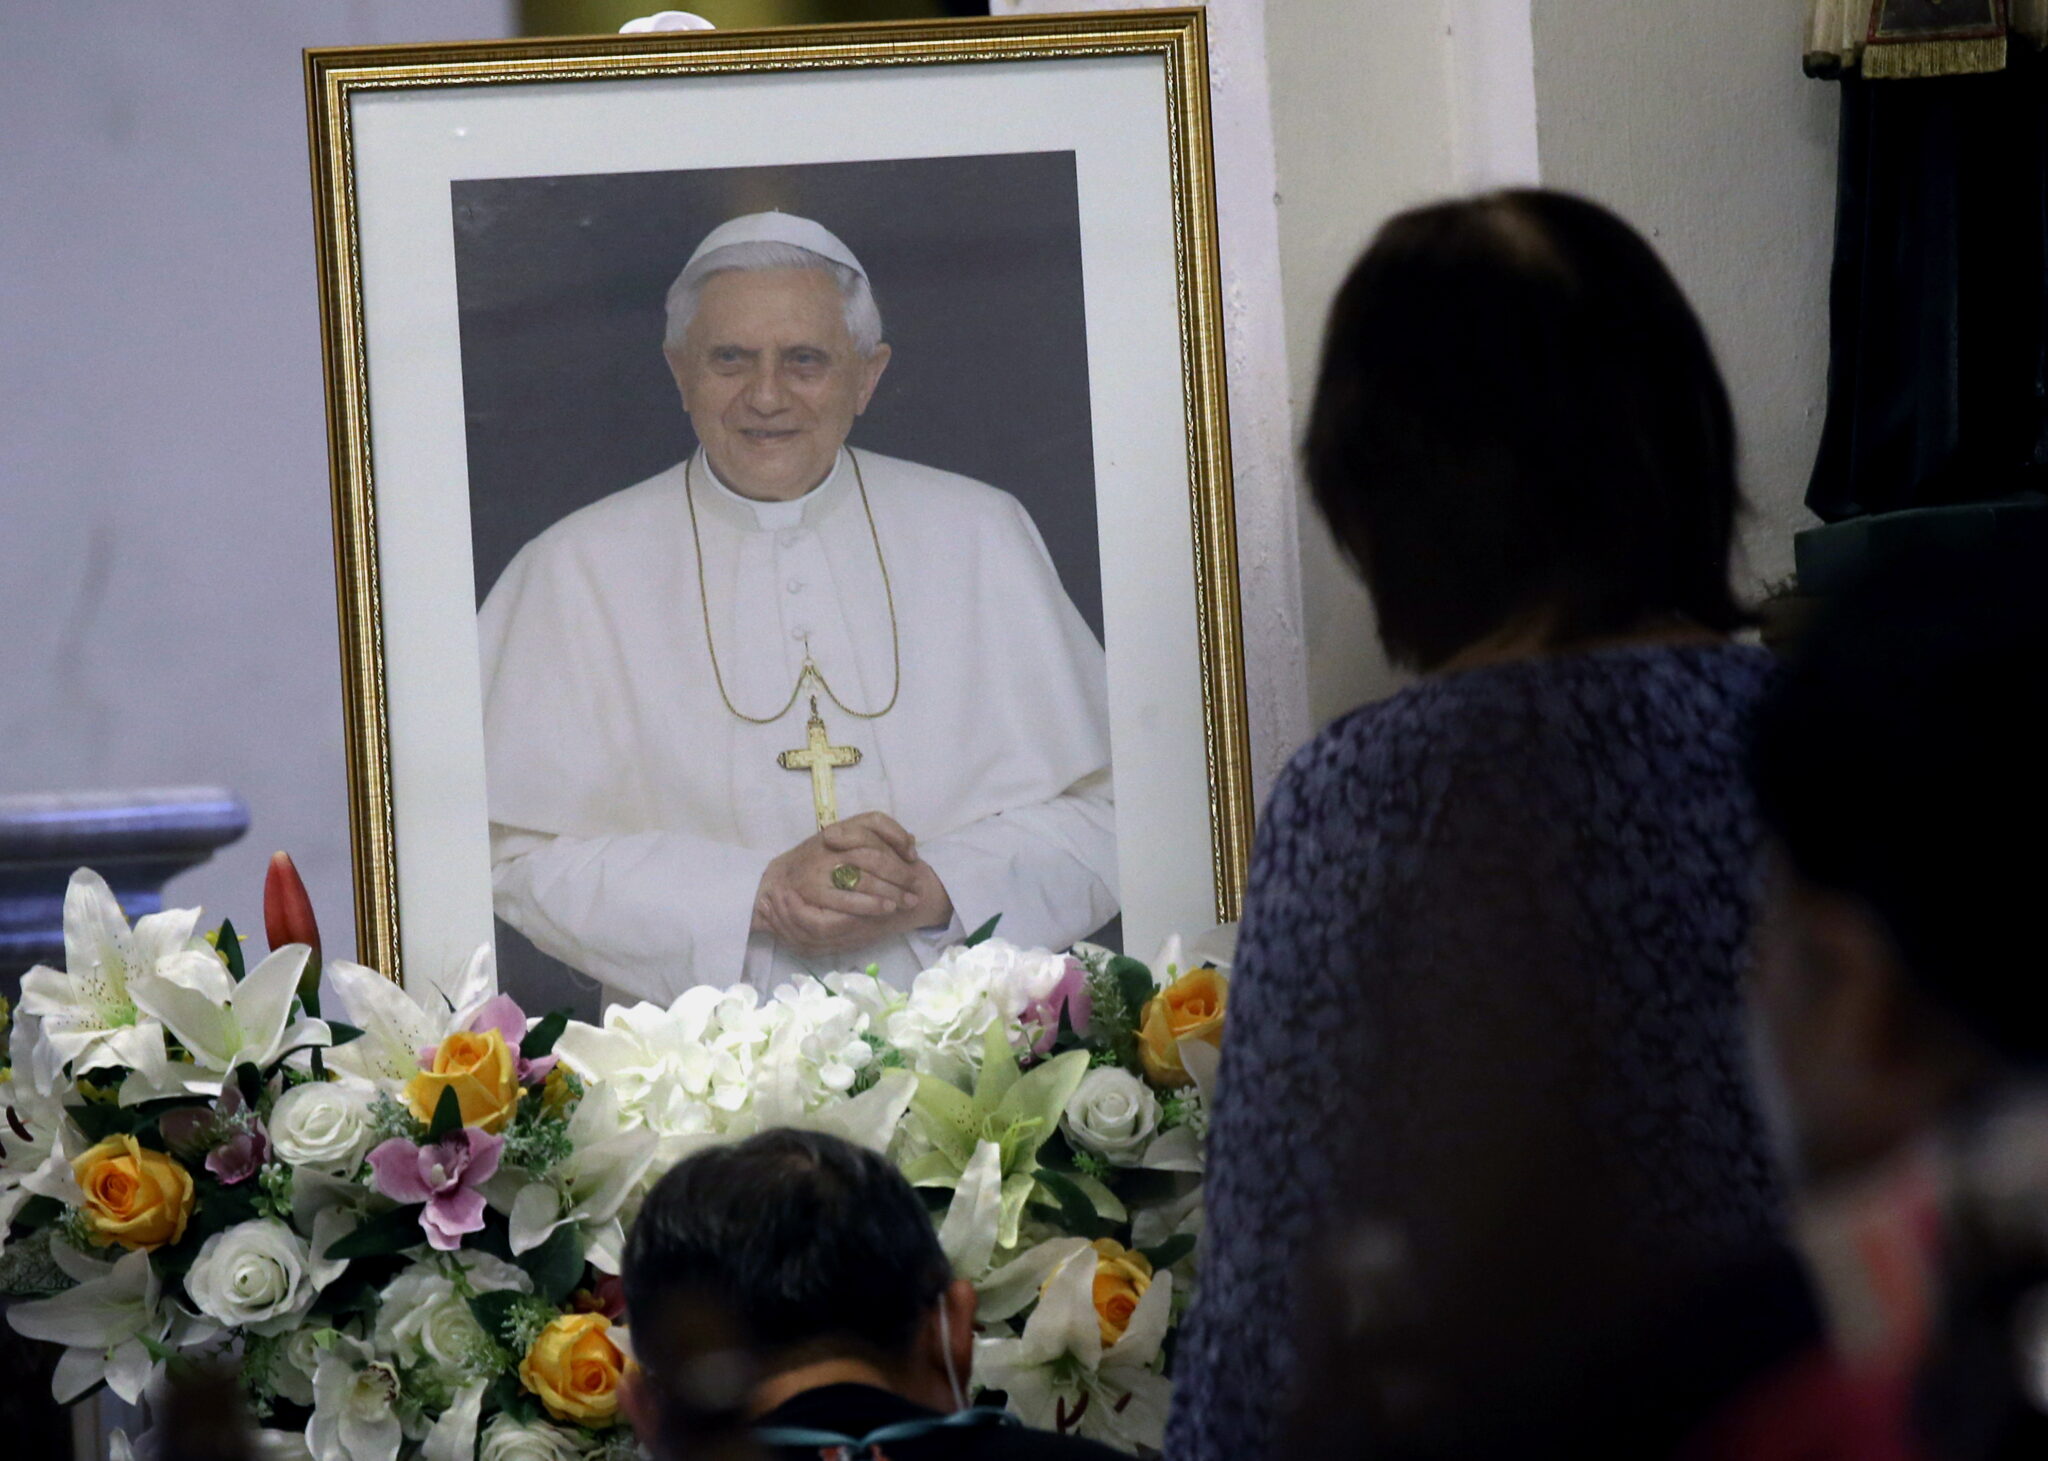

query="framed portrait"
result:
[307,9,1249,1014]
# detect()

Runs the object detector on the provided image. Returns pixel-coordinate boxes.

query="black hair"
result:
[1750,529,2048,1063]
[621,1128,951,1371]
[1305,189,1749,670]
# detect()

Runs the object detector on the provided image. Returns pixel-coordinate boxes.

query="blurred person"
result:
[1167,190,1791,1461]
[620,1128,1125,1461]
[1679,533,2048,1460]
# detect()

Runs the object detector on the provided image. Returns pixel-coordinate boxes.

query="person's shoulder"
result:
[852,449,1030,529]
[513,462,688,562]
[961,1426,1133,1461]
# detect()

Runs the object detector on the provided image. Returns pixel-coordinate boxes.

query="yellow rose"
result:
[405,1027,520,1133]
[520,1312,627,1425]
[72,1134,194,1252]
[1089,1238,1154,1346]
[1137,964,1228,1088]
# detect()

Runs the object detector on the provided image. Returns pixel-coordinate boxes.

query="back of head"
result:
[1750,531,2048,1064]
[623,1128,951,1378]
[1306,189,1746,669]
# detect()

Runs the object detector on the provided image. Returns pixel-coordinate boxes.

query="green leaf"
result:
[490,1370,541,1424]
[10,1195,62,1231]
[1139,1234,1197,1272]
[1063,1169,1128,1222]
[68,1102,156,1142]
[325,1022,366,1048]
[517,1222,586,1305]
[1110,956,1157,1029]
[520,1009,570,1062]
[468,1289,529,1342]
[235,1063,264,1110]
[324,1204,426,1261]
[426,1083,463,1144]
[963,913,1003,948]
[1031,1168,1113,1240]
[217,920,246,982]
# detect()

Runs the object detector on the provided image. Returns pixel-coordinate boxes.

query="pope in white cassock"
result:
[478,211,1118,1005]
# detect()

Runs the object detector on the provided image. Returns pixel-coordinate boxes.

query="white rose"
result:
[1061,1067,1161,1165]
[184,1219,319,1334]
[272,1322,326,1406]
[374,1253,529,1372]
[479,1413,589,1461]
[269,1082,375,1172]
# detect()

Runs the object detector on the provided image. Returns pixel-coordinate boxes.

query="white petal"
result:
[229,946,319,1066]
[51,1345,106,1403]
[1104,1269,1172,1368]
[1022,1248,1104,1369]
[509,1179,566,1255]
[937,1140,1003,1280]
[421,1381,485,1461]
[975,1237,1092,1323]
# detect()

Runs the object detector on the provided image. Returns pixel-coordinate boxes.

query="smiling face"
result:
[667,267,891,501]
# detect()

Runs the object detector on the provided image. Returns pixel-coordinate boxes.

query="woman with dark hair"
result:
[1165,192,1790,1460]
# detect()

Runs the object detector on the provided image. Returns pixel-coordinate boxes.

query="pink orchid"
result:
[158,1086,269,1186]
[367,1127,504,1250]
[1025,957,1094,1056]
[420,994,556,1085]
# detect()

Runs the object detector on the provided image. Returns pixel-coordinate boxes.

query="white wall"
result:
[1531,0,1837,605]
[1269,0,1837,726]
[0,2,514,955]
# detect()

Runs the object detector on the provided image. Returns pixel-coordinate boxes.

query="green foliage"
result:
[216,920,246,982]
[1032,1167,1115,1241]
[325,1022,366,1048]
[964,913,1003,948]
[1139,1233,1196,1272]
[254,1162,295,1221]
[517,1222,586,1305]
[502,1104,574,1177]
[325,1203,428,1261]
[425,1084,463,1144]
[520,1009,571,1062]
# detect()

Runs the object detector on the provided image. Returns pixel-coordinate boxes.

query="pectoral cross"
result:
[778,696,862,829]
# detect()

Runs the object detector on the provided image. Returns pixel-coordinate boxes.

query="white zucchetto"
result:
[685,211,868,279]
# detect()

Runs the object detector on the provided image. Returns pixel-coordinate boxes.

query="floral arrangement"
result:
[0,861,1228,1458]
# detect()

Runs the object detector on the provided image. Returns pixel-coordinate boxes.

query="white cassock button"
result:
[777,530,802,549]
[790,625,810,641]
[787,579,804,594]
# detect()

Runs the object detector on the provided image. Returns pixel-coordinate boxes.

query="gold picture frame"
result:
[306,9,1249,989]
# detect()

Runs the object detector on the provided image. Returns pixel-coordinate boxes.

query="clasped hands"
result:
[752,811,953,958]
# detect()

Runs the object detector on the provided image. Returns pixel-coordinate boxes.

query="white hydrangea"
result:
[884,940,1071,1080]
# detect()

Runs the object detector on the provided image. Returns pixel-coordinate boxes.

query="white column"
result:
[996,0,1310,807]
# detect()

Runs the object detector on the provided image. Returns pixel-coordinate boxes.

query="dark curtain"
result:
[1808,46,2048,520]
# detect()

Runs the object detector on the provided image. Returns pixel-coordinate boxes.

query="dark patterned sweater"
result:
[1165,645,1789,1461]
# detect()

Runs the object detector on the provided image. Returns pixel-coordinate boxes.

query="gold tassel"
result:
[1861,33,2010,77]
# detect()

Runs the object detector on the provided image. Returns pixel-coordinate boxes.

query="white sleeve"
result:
[490,824,768,1004]
[914,766,1119,955]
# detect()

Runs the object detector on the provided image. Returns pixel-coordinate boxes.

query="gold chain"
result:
[685,449,902,725]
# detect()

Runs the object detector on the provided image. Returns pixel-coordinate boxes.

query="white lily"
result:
[322,945,495,1093]
[420,1380,487,1461]
[16,870,188,1095]
[503,1084,657,1272]
[937,1139,1005,1279]
[124,944,329,1099]
[0,1016,89,1242]
[308,1333,406,1461]
[973,1242,1176,1451]
[8,1245,211,1402]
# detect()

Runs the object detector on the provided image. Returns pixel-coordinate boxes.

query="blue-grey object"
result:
[0,787,249,979]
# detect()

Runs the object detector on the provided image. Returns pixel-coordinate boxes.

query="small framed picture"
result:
[308,9,1250,1012]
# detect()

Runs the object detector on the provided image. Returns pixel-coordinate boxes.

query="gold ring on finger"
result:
[830,863,863,891]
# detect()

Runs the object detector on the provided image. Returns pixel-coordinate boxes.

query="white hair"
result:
[663,241,884,357]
